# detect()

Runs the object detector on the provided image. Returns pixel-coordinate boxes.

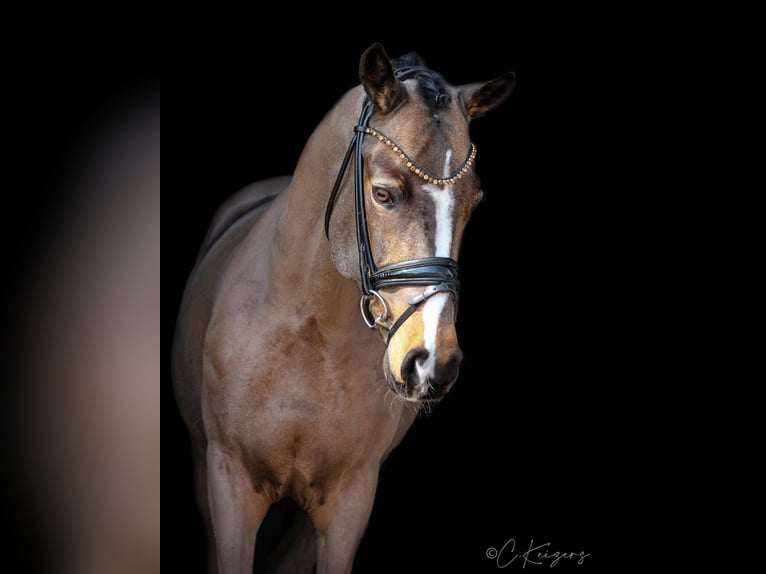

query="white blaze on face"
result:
[417,150,455,385]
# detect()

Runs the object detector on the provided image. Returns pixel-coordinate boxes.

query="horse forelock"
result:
[391,53,452,110]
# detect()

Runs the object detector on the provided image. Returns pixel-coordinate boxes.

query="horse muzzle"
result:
[385,343,463,402]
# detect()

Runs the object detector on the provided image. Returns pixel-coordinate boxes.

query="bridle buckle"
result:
[408,283,454,306]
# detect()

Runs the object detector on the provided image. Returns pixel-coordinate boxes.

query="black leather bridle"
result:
[324,66,467,345]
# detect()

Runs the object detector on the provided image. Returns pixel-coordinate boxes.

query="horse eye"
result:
[372,187,393,205]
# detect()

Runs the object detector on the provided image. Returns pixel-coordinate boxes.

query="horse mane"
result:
[391,52,452,109]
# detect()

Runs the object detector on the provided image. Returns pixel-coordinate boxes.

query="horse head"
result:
[326,43,514,402]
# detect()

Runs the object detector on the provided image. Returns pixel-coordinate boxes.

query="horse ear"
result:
[359,43,405,114]
[460,72,516,119]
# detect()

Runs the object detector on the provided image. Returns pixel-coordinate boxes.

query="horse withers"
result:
[172,43,514,574]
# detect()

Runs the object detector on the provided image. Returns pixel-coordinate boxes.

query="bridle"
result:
[324,65,475,345]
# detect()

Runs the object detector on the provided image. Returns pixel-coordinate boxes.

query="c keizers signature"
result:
[485,538,590,568]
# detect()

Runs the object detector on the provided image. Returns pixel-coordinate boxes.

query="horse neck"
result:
[270,89,364,319]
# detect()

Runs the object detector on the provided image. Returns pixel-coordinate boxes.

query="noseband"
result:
[324,66,472,345]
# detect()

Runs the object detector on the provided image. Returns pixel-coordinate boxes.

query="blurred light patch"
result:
[19,90,159,574]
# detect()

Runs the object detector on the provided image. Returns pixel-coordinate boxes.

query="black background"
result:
[0,15,666,574]
[167,26,654,573]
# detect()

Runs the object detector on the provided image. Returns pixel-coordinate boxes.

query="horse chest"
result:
[206,313,402,474]
[226,353,405,505]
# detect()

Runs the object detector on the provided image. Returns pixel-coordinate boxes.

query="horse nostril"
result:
[439,349,463,387]
[401,347,428,386]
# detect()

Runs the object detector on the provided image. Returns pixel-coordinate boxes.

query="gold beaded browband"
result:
[363,126,477,186]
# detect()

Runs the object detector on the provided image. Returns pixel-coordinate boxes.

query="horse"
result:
[172,43,514,574]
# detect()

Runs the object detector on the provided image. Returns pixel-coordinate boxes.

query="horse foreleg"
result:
[207,441,270,574]
[193,445,219,574]
[312,469,378,574]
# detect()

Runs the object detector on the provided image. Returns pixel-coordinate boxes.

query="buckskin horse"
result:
[173,43,514,574]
